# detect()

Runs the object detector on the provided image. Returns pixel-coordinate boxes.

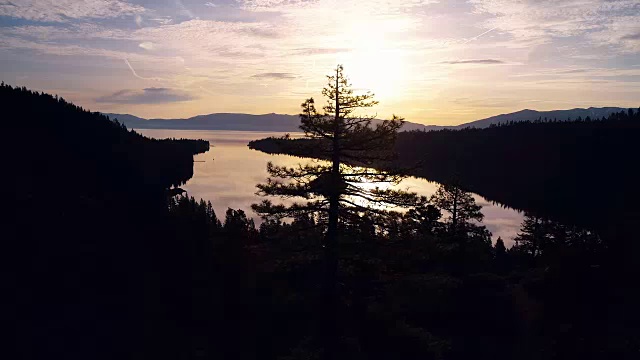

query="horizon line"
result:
[103,105,637,128]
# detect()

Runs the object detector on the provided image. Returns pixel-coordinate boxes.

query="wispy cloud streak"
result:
[124,59,166,81]
[441,59,505,65]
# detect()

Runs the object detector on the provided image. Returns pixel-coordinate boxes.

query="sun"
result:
[335,19,410,102]
[345,49,407,100]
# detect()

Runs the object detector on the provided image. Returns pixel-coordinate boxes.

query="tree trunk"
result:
[324,186,339,359]
[322,67,341,359]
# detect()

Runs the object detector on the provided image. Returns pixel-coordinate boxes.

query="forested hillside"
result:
[3,83,212,360]
[3,83,209,194]
[456,107,627,128]
[393,112,640,252]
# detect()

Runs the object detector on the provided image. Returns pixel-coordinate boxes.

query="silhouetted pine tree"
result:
[431,183,484,236]
[513,214,552,259]
[403,196,443,238]
[252,65,418,357]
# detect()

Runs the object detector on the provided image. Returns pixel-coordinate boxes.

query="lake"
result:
[138,129,524,246]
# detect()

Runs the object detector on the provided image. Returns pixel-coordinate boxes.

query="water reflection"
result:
[138,129,524,245]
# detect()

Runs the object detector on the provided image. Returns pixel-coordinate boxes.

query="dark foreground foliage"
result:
[249,110,640,358]
[4,84,639,359]
[165,195,629,360]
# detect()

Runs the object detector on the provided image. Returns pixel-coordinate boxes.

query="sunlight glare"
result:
[335,19,410,102]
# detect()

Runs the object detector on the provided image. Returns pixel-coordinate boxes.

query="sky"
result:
[0,0,639,125]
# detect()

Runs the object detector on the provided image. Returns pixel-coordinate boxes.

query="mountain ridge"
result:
[105,106,634,132]
[458,107,629,129]
[104,112,432,132]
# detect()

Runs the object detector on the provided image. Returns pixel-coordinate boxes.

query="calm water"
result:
[138,129,524,245]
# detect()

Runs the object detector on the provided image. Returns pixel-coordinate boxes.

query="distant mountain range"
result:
[104,112,431,132]
[105,107,633,132]
[453,107,631,129]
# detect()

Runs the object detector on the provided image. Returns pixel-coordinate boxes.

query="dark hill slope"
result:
[2,83,211,360]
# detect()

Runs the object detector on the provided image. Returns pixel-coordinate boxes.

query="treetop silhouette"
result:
[252,64,419,229]
[252,65,420,358]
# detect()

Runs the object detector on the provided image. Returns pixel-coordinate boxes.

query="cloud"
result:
[173,0,196,19]
[124,59,166,81]
[621,33,640,41]
[131,19,282,47]
[557,69,588,74]
[240,0,438,12]
[470,0,640,51]
[251,72,297,79]
[452,97,518,108]
[588,16,640,53]
[0,0,144,22]
[2,19,280,43]
[441,59,505,65]
[139,41,155,50]
[205,2,218,7]
[96,88,194,104]
[0,19,278,64]
[149,17,173,25]
[239,0,315,10]
[511,67,640,79]
[1,23,130,41]
[294,47,351,55]
[143,87,169,92]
